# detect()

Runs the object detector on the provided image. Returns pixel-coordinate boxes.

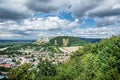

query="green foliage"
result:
[0,67,11,72]
[0,43,41,55]
[8,60,57,80]
[8,63,35,80]
[48,36,89,46]
[43,46,61,53]
[56,36,120,80]
[0,41,32,48]
[35,60,57,80]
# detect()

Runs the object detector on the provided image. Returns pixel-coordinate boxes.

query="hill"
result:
[33,37,49,45]
[0,36,89,55]
[55,36,120,80]
[33,36,89,53]
[35,36,89,46]
[80,38,102,43]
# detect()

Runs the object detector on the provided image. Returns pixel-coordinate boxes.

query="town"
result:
[0,46,80,77]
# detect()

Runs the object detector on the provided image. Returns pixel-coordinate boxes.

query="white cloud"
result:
[0,0,120,39]
[0,33,21,37]
[0,0,70,19]
[0,17,81,39]
[70,0,120,17]
[72,26,120,38]
[16,17,80,31]
[94,16,120,27]
[26,0,70,13]
[0,0,33,19]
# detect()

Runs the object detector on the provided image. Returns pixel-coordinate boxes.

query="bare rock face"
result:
[33,37,50,45]
[54,39,58,45]
[62,38,69,46]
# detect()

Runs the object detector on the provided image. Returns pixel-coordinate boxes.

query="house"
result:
[0,63,15,68]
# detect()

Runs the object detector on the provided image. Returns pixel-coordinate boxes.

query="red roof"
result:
[0,64,11,68]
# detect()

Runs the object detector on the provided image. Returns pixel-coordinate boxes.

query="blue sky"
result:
[0,0,120,39]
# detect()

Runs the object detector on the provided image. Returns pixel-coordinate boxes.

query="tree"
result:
[8,63,35,80]
[35,59,57,80]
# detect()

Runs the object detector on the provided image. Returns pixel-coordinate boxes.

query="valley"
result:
[0,36,120,80]
[0,36,86,78]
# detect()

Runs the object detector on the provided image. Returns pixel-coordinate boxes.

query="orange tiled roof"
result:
[0,64,11,68]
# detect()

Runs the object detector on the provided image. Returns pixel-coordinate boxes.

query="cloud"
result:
[0,29,21,38]
[1,0,120,20]
[0,0,32,20]
[70,0,98,18]
[26,0,69,13]
[70,0,120,18]
[0,0,70,20]
[0,0,120,39]
[1,16,119,39]
[86,0,120,17]
[21,17,80,31]
[72,26,120,38]
[69,0,120,27]
[95,16,120,27]
[0,17,80,39]
[0,33,21,37]
[0,8,30,20]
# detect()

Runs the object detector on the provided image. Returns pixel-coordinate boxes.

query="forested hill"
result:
[56,35,120,80]
[42,36,89,46]
[32,36,89,53]
[0,36,89,55]
[80,38,101,43]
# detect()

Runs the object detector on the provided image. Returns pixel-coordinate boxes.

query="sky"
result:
[0,0,120,39]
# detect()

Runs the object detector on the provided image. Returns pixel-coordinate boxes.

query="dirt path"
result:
[59,46,82,53]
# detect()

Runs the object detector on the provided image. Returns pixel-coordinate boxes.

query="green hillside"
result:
[0,36,89,54]
[33,36,89,53]
[55,36,120,80]
[0,43,41,55]
[43,36,89,46]
[42,46,62,53]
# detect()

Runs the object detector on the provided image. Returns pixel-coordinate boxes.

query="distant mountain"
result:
[0,40,34,48]
[49,36,90,46]
[80,38,102,43]
[32,36,90,53]
[33,36,90,46]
